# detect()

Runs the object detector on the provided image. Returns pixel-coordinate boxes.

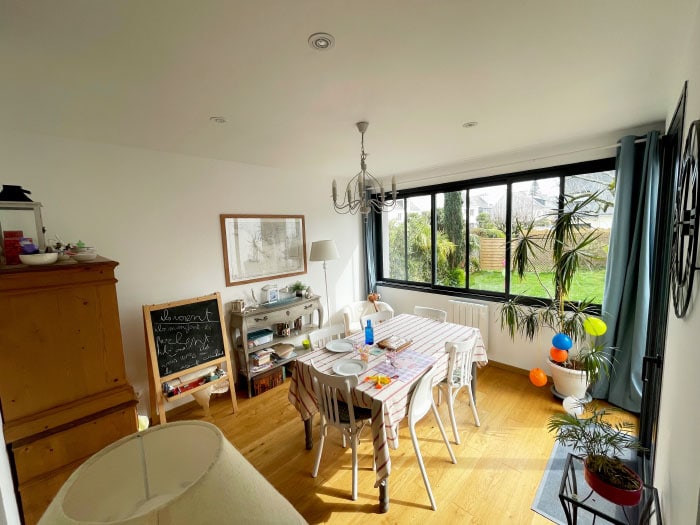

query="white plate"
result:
[325,340,354,353]
[332,359,368,376]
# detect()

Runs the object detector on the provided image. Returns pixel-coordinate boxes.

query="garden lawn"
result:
[469,270,607,304]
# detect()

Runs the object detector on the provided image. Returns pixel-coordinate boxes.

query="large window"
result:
[377,159,616,305]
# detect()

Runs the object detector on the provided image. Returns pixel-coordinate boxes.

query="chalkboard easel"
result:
[143,292,238,424]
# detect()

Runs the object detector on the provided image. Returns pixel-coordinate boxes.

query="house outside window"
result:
[376,159,616,305]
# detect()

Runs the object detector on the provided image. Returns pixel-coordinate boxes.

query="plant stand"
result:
[550,385,592,403]
[559,453,661,525]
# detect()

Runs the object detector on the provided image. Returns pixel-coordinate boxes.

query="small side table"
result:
[559,453,661,525]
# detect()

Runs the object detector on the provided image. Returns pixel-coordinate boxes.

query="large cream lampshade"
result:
[39,421,307,524]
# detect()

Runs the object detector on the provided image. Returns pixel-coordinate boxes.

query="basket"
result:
[251,367,284,397]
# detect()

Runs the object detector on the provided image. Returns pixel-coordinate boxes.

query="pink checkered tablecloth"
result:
[288,313,487,487]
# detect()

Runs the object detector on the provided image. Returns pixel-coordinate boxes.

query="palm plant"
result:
[499,191,612,385]
[548,404,644,495]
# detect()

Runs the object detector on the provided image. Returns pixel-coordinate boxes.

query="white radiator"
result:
[448,300,490,351]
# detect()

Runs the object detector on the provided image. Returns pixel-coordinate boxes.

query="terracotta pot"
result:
[584,460,643,506]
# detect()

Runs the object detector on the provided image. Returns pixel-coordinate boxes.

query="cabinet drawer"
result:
[244,301,314,330]
[18,467,71,525]
[12,405,137,484]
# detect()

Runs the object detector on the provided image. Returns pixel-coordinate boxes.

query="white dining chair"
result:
[408,369,457,511]
[308,324,346,350]
[309,363,373,501]
[360,309,393,330]
[413,306,448,323]
[342,300,394,336]
[436,340,481,445]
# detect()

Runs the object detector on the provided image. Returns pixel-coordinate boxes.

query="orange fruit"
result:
[550,346,568,363]
[529,367,548,387]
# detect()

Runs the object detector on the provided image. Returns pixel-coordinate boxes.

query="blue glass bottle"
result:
[365,319,374,345]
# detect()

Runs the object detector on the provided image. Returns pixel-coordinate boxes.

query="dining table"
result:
[287,313,488,512]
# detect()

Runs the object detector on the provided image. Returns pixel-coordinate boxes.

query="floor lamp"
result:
[309,240,340,324]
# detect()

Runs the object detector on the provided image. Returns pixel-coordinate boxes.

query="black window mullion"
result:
[504,182,513,297]
[403,198,408,280]
[465,188,471,292]
[431,193,437,285]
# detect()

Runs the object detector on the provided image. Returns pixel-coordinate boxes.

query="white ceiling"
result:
[1,1,698,181]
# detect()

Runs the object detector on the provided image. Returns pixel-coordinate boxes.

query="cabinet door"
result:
[0,270,128,421]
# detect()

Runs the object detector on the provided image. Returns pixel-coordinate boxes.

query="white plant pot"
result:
[548,358,588,399]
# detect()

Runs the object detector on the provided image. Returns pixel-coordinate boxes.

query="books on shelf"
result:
[249,361,274,375]
[251,348,274,367]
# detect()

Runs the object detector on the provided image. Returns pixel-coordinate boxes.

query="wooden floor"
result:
[168,365,636,524]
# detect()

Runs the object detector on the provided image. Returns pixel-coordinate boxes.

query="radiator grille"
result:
[448,300,489,351]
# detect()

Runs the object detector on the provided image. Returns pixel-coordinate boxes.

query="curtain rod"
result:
[401,136,655,185]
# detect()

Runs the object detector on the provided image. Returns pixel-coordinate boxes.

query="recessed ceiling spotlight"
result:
[462,121,478,128]
[308,32,335,51]
[209,116,227,124]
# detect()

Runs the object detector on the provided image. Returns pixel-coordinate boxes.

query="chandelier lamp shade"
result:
[332,121,397,219]
[309,240,340,323]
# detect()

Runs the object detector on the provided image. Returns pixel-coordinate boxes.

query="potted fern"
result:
[548,403,644,506]
[499,191,612,398]
[290,280,307,298]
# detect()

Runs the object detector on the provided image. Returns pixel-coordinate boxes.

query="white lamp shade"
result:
[39,421,307,524]
[309,240,339,262]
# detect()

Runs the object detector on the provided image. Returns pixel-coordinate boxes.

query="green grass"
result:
[469,270,606,303]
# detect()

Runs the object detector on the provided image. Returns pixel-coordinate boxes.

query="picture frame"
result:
[219,214,307,287]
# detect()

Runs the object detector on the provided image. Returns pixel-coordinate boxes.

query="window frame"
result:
[373,158,616,307]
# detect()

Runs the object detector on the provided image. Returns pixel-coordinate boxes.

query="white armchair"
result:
[342,300,394,336]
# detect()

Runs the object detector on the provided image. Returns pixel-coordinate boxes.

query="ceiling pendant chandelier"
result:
[332,121,396,220]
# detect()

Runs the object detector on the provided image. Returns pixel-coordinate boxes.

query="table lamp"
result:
[39,421,306,524]
[309,240,340,324]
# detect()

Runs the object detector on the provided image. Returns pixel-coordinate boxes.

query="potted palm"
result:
[499,191,612,398]
[548,403,644,506]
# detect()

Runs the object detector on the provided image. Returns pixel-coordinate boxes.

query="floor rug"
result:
[531,441,639,524]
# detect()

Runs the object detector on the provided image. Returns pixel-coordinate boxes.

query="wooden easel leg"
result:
[227,374,238,413]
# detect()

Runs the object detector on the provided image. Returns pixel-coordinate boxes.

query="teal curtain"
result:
[591,131,660,412]
[364,207,377,295]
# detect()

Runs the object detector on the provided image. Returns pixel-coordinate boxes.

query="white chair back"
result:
[445,340,476,388]
[343,301,394,335]
[413,306,447,323]
[310,365,361,429]
[360,309,393,329]
[308,324,346,350]
[408,370,437,425]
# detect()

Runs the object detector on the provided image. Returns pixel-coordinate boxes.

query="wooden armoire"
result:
[0,257,138,524]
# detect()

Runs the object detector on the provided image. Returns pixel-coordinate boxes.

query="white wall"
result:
[0,129,365,408]
[654,3,700,523]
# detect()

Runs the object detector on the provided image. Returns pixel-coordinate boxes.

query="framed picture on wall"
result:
[219,214,307,287]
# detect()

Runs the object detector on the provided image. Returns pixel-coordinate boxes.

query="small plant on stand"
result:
[547,403,645,506]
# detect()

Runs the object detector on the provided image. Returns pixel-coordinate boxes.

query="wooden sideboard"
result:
[0,257,138,524]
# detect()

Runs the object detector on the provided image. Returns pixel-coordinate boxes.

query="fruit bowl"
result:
[19,253,58,265]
